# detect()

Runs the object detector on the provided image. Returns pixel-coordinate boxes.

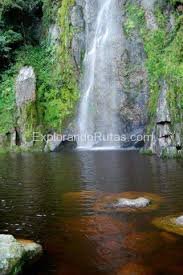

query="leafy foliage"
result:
[124,2,183,130]
[0,0,79,140]
[0,67,16,134]
[0,0,43,71]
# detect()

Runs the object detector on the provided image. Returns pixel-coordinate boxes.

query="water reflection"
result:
[0,151,182,274]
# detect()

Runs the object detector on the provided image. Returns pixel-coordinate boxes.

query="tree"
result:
[0,0,43,71]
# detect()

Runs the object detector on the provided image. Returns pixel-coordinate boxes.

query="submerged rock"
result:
[147,80,182,158]
[175,216,183,226]
[94,192,162,213]
[113,197,150,208]
[123,231,165,254]
[62,215,131,271]
[0,235,42,275]
[152,214,183,236]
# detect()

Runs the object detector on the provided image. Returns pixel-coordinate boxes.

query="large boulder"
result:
[113,197,150,208]
[0,235,42,275]
[16,67,36,108]
[15,67,37,148]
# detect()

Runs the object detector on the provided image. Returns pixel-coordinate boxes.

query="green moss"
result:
[54,0,79,129]
[123,3,145,36]
[19,102,37,142]
[140,148,153,156]
[0,0,80,146]
[124,2,183,131]
[0,68,16,134]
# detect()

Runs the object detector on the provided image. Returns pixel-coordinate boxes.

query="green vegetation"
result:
[124,1,183,130]
[0,0,44,71]
[0,0,79,145]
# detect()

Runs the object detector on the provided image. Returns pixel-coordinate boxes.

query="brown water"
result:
[0,151,183,274]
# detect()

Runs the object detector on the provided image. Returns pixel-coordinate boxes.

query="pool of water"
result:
[0,151,183,274]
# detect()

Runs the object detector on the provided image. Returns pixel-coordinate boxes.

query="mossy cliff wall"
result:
[0,0,182,157]
[0,0,84,151]
[122,0,183,157]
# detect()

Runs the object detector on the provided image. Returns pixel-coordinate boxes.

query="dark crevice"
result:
[157,121,171,126]
[15,128,21,146]
[176,145,182,151]
[159,135,171,139]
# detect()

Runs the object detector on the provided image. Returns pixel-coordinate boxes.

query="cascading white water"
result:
[77,0,123,149]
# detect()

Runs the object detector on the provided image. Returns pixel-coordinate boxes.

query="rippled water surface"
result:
[0,151,183,274]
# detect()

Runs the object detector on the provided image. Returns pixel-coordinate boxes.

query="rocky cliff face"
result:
[148,81,182,157]
[0,0,182,157]
[34,0,183,155]
[15,66,37,149]
[119,0,183,156]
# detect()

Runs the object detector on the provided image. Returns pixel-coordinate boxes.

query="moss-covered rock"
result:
[152,214,183,236]
[0,234,42,275]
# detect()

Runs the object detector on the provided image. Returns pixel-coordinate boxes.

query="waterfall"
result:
[77,0,123,149]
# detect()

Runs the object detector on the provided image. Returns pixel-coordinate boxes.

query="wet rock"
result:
[94,192,162,213]
[119,8,149,147]
[0,235,42,275]
[113,197,150,208]
[72,32,85,69]
[71,5,85,28]
[152,214,183,236]
[147,81,182,157]
[44,133,77,152]
[44,132,62,152]
[71,4,85,69]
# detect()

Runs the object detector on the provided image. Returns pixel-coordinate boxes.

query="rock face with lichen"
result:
[148,81,182,157]
[121,0,183,156]
[15,66,37,148]
[15,67,36,108]
[0,234,42,275]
